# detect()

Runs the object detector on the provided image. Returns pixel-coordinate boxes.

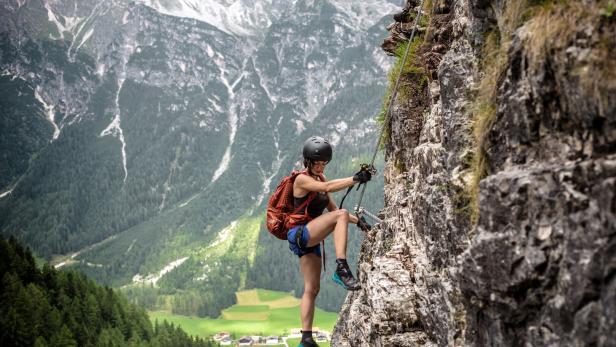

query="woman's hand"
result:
[349,214,359,224]
[353,170,371,183]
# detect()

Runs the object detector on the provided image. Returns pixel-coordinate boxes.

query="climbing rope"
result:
[353,0,426,219]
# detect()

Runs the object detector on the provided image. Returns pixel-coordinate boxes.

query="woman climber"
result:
[288,136,371,347]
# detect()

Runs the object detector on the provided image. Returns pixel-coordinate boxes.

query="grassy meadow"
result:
[149,289,338,339]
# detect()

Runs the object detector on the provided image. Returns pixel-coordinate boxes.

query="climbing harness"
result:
[346,0,426,224]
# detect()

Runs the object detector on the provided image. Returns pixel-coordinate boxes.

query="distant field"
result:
[257,289,289,302]
[236,289,301,309]
[225,304,270,312]
[149,289,338,338]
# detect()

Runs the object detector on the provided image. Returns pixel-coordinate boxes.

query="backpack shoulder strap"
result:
[291,170,317,215]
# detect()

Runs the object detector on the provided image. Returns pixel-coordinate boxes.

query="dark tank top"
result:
[294,192,329,218]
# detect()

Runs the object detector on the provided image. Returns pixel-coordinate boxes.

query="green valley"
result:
[149,289,338,339]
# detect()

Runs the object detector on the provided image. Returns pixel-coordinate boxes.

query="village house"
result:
[237,336,253,346]
[315,332,329,342]
[213,332,231,342]
[265,336,280,345]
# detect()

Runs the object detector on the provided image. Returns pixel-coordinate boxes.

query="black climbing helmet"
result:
[302,136,332,162]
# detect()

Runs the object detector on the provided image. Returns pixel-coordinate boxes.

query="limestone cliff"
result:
[332,0,616,346]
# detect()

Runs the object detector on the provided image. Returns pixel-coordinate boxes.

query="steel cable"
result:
[354,0,426,217]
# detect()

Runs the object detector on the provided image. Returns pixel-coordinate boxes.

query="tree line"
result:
[0,237,214,347]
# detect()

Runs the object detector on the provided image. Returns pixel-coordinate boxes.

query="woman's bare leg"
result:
[300,253,321,331]
[304,209,350,259]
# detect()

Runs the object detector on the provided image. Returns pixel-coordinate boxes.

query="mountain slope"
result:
[0,0,392,315]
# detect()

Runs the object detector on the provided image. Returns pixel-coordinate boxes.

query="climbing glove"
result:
[357,216,372,232]
[353,170,372,183]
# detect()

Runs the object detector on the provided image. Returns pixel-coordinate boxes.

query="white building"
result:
[266,336,280,344]
[214,332,231,341]
[315,332,329,342]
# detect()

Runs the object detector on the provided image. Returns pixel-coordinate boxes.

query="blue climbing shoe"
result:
[298,336,319,347]
[332,262,361,291]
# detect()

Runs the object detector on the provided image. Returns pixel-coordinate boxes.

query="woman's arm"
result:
[295,174,355,193]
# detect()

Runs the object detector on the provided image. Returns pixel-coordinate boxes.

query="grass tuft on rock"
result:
[377,0,433,151]
[468,27,508,224]
[467,0,616,223]
[524,1,616,97]
[377,37,427,151]
[468,0,532,224]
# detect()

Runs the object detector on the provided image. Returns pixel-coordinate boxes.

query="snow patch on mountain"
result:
[253,60,277,106]
[53,234,118,269]
[210,220,238,249]
[1,69,25,82]
[137,0,396,36]
[125,239,137,255]
[335,120,349,133]
[254,151,284,208]
[329,0,399,30]
[34,87,61,141]
[44,1,112,58]
[295,119,306,134]
[137,0,270,36]
[179,193,199,207]
[132,257,189,285]
[45,1,102,53]
[100,80,128,183]
[44,2,78,40]
[194,221,239,281]
[373,46,393,72]
[304,67,334,122]
[100,38,137,183]
[96,63,106,76]
[45,4,66,39]
[328,121,349,146]
[206,45,215,58]
[207,97,224,113]
[347,117,378,140]
[159,146,181,211]
[211,62,246,183]
[75,27,95,51]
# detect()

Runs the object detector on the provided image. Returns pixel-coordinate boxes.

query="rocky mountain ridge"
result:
[333,0,616,345]
[1,0,385,255]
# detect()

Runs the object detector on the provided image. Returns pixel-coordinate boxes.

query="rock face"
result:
[333,0,616,346]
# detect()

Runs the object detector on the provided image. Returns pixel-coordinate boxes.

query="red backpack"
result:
[265,170,316,240]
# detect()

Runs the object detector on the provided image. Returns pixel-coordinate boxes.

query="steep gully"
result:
[333,0,615,346]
